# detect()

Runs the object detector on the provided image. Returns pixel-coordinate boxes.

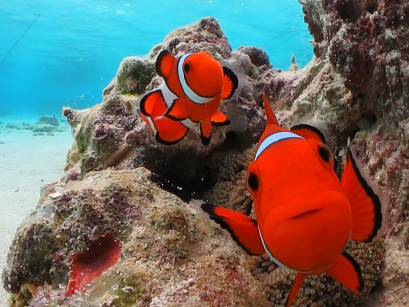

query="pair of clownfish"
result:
[138,50,238,145]
[138,51,385,306]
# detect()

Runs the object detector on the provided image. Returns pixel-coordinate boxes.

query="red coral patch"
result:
[66,233,121,296]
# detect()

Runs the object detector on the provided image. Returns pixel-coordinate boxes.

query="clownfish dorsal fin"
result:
[325,252,364,294]
[290,124,327,144]
[221,66,239,99]
[341,143,384,242]
[201,203,265,255]
[262,94,279,126]
[285,273,307,307]
[156,50,175,78]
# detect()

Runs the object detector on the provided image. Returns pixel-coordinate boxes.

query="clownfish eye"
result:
[318,145,331,163]
[183,63,191,73]
[247,173,259,191]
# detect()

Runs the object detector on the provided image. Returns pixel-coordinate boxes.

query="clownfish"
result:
[138,50,238,145]
[201,95,384,306]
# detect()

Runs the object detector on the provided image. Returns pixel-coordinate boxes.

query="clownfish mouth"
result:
[291,208,322,220]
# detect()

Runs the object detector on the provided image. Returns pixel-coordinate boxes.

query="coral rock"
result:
[4,168,268,306]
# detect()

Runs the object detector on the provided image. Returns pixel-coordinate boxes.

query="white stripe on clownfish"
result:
[255,131,304,160]
[177,53,215,105]
[158,82,177,108]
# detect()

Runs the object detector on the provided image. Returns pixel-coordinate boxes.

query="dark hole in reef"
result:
[142,146,223,203]
[370,279,383,294]
[348,129,359,141]
[150,165,216,203]
[335,0,362,22]
[365,0,378,14]
[356,92,366,100]
[357,113,378,130]
[223,131,239,149]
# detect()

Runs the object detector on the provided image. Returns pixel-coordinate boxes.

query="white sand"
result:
[0,119,73,304]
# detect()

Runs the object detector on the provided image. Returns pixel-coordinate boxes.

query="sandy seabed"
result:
[0,119,72,304]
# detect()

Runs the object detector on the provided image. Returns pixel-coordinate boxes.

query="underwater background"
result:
[0,0,312,119]
[2,0,409,305]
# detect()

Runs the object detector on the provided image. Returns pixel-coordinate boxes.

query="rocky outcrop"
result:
[3,1,409,305]
[4,168,268,306]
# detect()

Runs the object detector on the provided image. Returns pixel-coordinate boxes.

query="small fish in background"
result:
[201,95,385,306]
[138,50,238,145]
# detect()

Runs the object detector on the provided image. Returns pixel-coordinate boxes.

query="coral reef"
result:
[2,2,409,305]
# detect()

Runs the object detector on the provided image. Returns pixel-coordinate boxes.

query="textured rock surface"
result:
[3,3,409,305]
[4,168,268,306]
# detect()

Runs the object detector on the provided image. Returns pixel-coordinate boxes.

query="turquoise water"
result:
[0,0,312,118]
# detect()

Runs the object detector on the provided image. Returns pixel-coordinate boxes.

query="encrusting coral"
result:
[2,0,409,304]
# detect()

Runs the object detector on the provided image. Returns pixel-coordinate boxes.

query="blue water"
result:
[0,0,312,118]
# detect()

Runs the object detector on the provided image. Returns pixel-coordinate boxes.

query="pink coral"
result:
[65,233,121,295]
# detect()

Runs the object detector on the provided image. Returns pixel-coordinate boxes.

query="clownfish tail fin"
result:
[285,273,307,307]
[200,202,265,255]
[326,252,364,294]
[262,94,279,126]
[154,121,189,145]
[341,144,384,242]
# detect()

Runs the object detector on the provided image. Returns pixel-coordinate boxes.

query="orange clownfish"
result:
[201,95,384,306]
[138,50,238,145]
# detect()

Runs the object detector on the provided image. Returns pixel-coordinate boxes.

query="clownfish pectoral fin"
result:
[290,124,327,144]
[165,98,192,121]
[156,49,175,78]
[201,203,265,255]
[285,273,307,307]
[199,118,212,145]
[262,94,279,126]
[221,66,239,99]
[154,116,189,145]
[211,110,230,126]
[341,146,383,242]
[326,252,364,294]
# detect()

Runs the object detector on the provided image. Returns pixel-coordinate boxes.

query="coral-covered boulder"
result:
[3,168,269,306]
